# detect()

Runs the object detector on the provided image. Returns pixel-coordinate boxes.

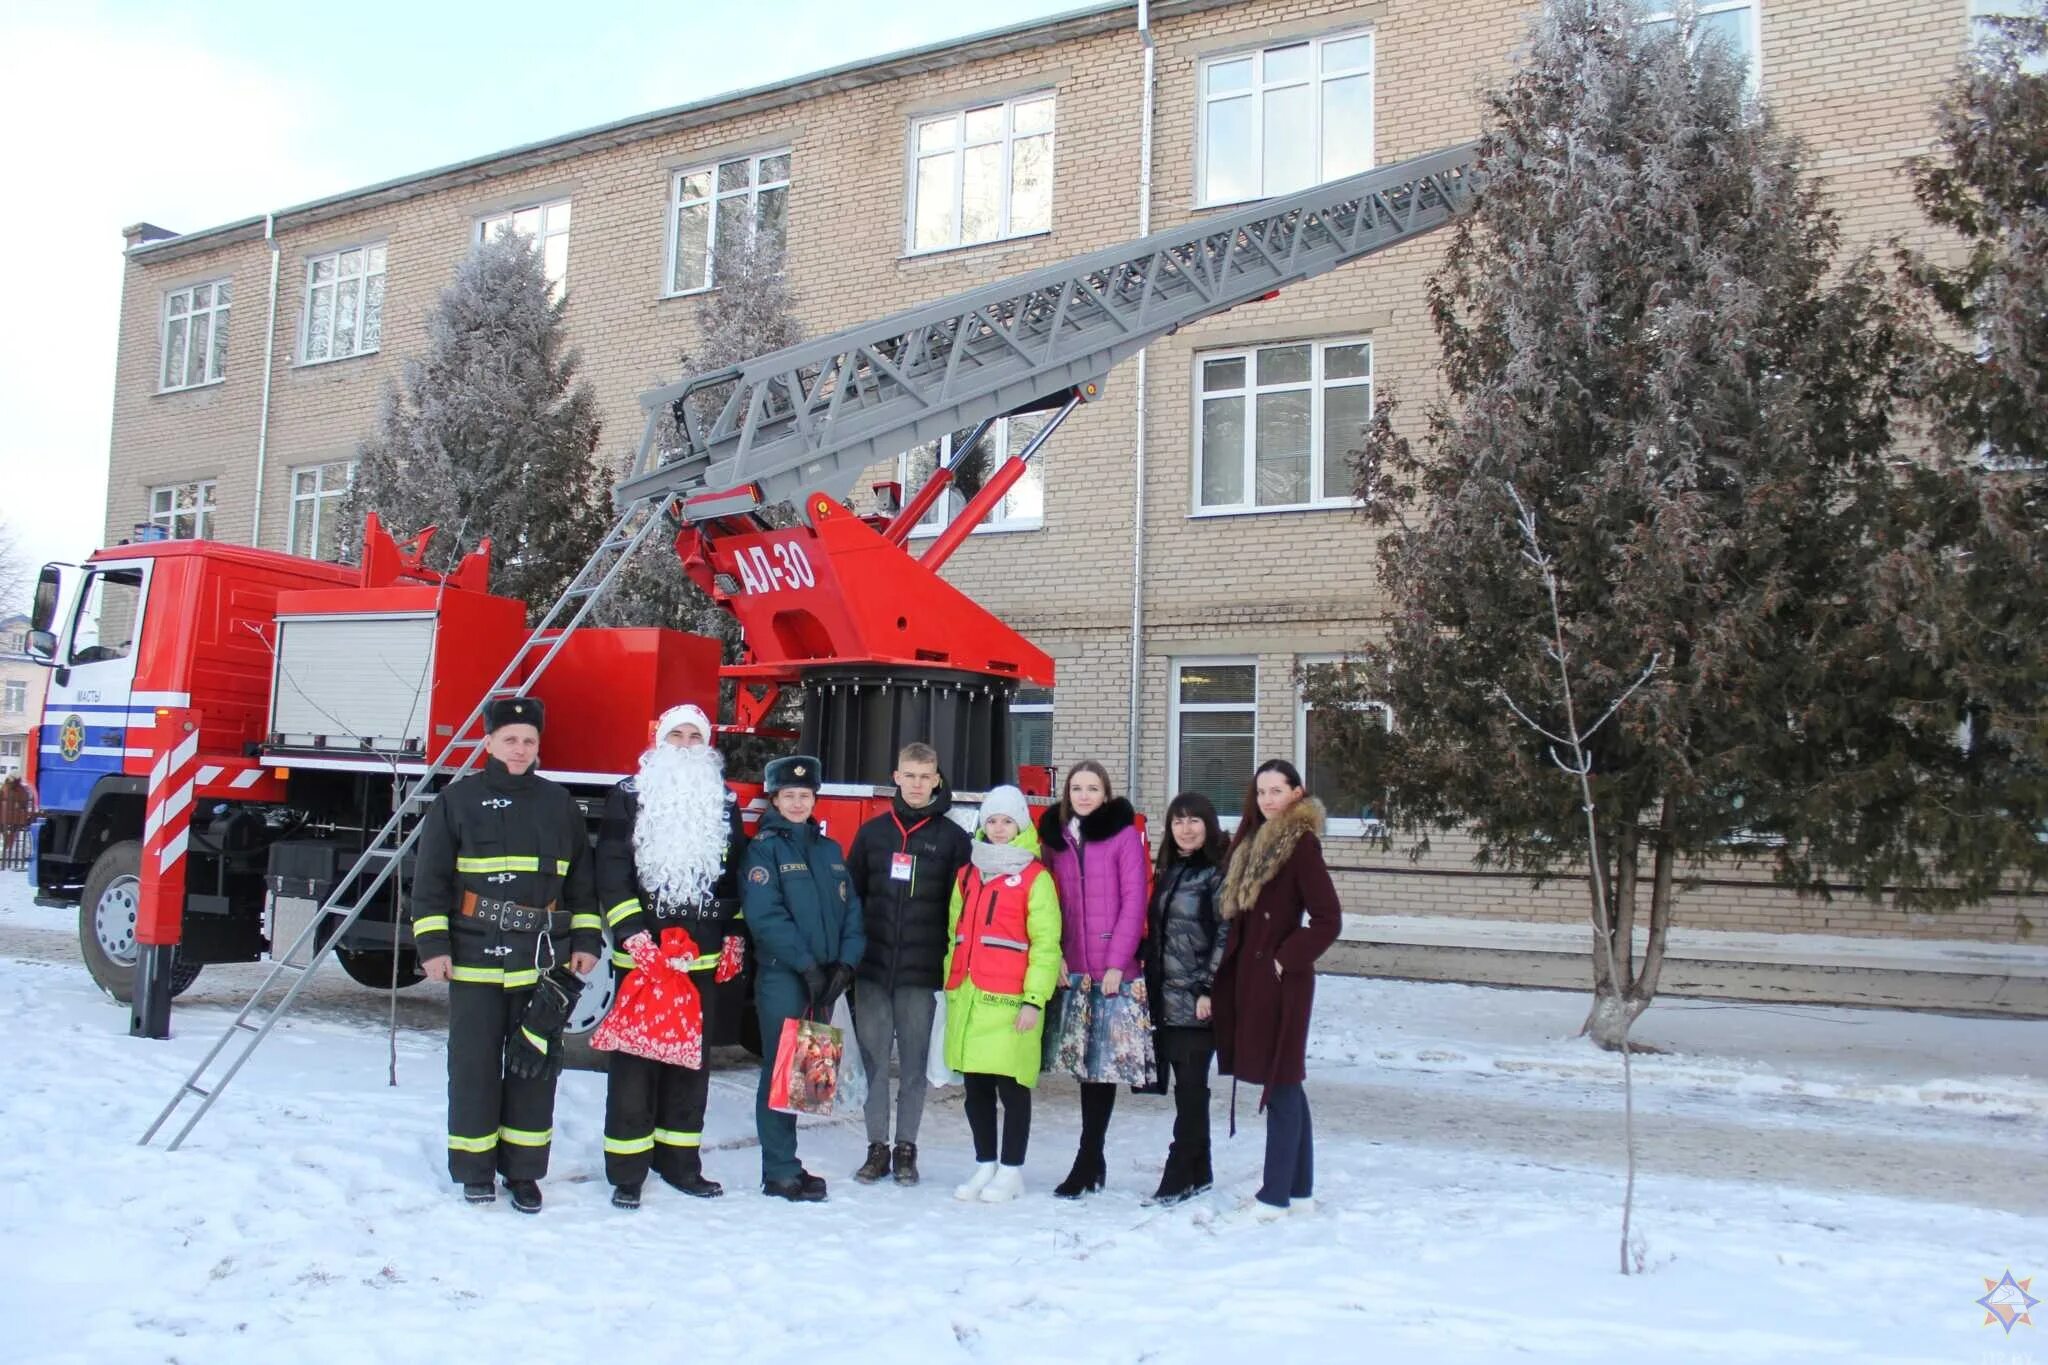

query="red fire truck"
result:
[20,144,1475,1115]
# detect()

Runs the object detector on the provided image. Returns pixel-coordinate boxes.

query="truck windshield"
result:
[69,568,143,666]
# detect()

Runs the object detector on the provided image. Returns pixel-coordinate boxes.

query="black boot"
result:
[660,1151,724,1199]
[462,1182,496,1205]
[504,1179,543,1214]
[611,1182,643,1211]
[854,1142,892,1183]
[763,1169,829,1202]
[892,1141,920,1186]
[1150,1146,1195,1205]
[1053,1148,1105,1199]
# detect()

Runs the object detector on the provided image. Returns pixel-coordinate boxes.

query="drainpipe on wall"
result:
[1126,0,1156,795]
[250,212,281,547]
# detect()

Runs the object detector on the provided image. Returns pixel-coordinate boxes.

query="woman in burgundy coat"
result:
[1213,759,1342,1219]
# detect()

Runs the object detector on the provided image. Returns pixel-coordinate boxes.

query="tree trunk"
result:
[1635,798,1679,1005]
[1583,814,1644,1051]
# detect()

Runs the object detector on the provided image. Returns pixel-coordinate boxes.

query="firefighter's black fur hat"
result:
[485,696,545,734]
[763,754,822,794]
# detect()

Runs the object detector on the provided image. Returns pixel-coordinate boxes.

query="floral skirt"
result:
[1042,975,1156,1087]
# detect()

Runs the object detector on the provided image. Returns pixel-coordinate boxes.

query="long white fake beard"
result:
[632,742,729,909]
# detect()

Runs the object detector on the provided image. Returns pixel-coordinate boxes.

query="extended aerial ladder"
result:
[140,139,1479,1148]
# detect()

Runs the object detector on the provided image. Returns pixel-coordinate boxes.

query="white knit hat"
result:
[654,703,713,744]
[977,784,1031,834]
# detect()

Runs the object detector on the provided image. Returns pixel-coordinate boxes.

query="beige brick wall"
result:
[102,0,2039,945]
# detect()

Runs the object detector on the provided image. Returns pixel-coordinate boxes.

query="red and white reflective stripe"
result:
[143,726,203,876]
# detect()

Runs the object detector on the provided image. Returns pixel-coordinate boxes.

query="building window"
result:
[1196,337,1371,512]
[2,681,24,715]
[0,736,23,767]
[301,243,386,363]
[1170,659,1257,819]
[1639,1,1760,89]
[669,150,790,295]
[149,481,216,540]
[160,280,230,391]
[289,461,356,561]
[1010,685,1053,773]
[1200,31,1372,205]
[909,93,1055,253]
[900,414,1048,535]
[1296,658,1392,834]
[478,199,571,296]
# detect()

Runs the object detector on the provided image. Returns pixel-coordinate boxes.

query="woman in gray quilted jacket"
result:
[1142,791,1231,1204]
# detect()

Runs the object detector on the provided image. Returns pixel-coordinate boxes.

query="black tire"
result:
[78,840,202,1003]
[337,948,425,990]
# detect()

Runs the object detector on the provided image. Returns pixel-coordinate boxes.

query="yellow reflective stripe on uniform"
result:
[611,950,636,969]
[604,1134,656,1155]
[449,965,544,987]
[570,913,602,932]
[731,910,745,922]
[520,1028,549,1055]
[498,1125,552,1147]
[455,855,543,873]
[689,953,722,971]
[606,899,643,926]
[653,1129,702,1147]
[448,1132,499,1153]
[411,915,450,936]
[556,859,572,875]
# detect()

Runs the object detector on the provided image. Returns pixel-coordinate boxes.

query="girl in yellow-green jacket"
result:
[943,785,1062,1203]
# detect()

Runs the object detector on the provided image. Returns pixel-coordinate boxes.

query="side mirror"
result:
[25,629,56,663]
[30,564,66,633]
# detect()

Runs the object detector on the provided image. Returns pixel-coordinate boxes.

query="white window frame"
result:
[159,279,231,392]
[906,91,1057,255]
[1169,657,1259,828]
[299,242,387,365]
[1193,336,1373,515]
[288,460,357,561]
[2,680,25,715]
[666,149,791,297]
[148,480,216,540]
[899,414,1049,536]
[477,198,572,296]
[1639,0,1763,92]
[1294,655,1393,836]
[1196,29,1375,208]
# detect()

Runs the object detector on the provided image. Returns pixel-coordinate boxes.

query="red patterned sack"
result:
[590,927,706,1069]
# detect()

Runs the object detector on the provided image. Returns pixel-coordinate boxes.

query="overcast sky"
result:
[0,0,1088,583]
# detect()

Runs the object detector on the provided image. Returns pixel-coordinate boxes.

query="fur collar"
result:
[1036,796,1137,852]
[1219,798,1325,920]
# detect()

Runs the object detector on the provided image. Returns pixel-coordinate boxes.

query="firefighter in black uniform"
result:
[594,702,748,1210]
[410,697,601,1214]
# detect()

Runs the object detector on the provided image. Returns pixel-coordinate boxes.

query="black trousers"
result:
[604,1050,712,1187]
[1156,1026,1215,1179]
[446,983,558,1184]
[963,1072,1033,1166]
[1256,1082,1314,1208]
[1077,1081,1117,1158]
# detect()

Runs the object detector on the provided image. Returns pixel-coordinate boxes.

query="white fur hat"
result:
[978,784,1031,834]
[654,703,713,743]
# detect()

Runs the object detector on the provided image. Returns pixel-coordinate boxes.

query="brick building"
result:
[0,615,51,780]
[98,0,2042,957]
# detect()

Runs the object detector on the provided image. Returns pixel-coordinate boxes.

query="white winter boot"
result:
[955,1162,999,1201]
[979,1165,1026,1203]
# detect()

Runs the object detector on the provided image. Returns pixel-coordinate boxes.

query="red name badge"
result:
[890,853,914,882]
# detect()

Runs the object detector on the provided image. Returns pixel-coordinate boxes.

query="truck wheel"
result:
[337,949,425,990]
[78,841,202,1003]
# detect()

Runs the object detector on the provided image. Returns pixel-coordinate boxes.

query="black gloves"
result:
[824,963,856,1011]
[507,966,584,1080]
[801,965,830,1004]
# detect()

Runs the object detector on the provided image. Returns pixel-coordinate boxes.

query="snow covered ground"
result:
[3,875,2044,1364]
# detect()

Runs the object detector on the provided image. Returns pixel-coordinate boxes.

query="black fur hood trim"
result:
[1036,796,1138,852]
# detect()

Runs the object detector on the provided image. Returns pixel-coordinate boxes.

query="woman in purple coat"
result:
[1035,760,1154,1197]
[1213,760,1342,1220]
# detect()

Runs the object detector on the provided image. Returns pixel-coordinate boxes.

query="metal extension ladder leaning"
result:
[139,495,675,1150]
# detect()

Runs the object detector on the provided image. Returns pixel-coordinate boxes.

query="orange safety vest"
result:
[946,862,1045,996]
